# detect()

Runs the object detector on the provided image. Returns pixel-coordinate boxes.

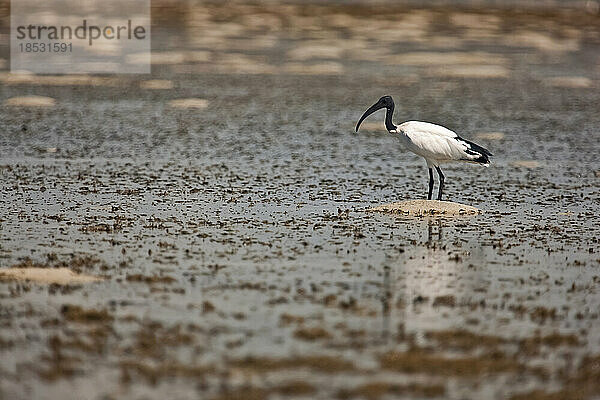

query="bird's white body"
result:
[394,121,486,168]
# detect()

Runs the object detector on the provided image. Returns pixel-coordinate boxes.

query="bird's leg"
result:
[427,168,434,200]
[435,166,445,200]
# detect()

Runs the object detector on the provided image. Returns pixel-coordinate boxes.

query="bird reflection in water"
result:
[380,265,392,342]
[427,218,444,248]
[379,218,446,343]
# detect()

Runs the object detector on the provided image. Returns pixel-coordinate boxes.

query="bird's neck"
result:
[385,107,397,132]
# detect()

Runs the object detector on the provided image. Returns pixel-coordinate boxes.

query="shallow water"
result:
[1,2,600,400]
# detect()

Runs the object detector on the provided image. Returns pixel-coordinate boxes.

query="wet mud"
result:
[1,1,600,399]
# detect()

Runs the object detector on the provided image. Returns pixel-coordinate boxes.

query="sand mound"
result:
[0,268,103,285]
[511,160,541,168]
[475,132,505,140]
[168,98,209,109]
[0,73,119,87]
[428,65,509,79]
[4,95,56,107]
[282,62,344,75]
[369,200,481,216]
[140,79,174,90]
[544,76,592,88]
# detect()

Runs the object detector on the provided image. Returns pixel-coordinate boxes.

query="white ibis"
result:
[355,95,492,200]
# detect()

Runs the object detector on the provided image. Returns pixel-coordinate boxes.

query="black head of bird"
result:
[355,95,397,133]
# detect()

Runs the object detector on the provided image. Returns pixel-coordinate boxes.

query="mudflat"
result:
[1,2,599,400]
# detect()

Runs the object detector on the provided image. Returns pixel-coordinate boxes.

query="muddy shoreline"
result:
[1,1,600,399]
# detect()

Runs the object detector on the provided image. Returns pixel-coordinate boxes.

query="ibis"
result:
[355,95,492,200]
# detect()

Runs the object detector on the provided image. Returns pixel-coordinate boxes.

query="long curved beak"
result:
[355,102,385,132]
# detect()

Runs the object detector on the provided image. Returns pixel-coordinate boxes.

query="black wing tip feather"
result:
[457,136,493,164]
[474,154,491,164]
[460,137,493,155]
[461,153,490,165]
[471,141,493,157]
